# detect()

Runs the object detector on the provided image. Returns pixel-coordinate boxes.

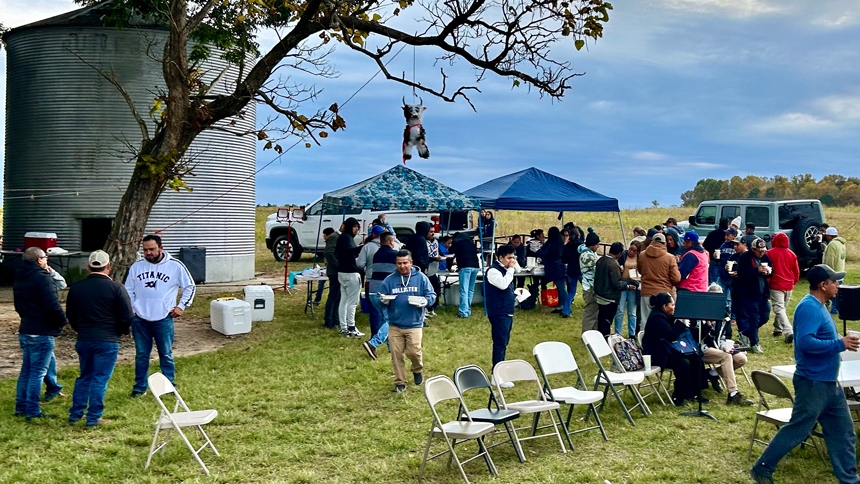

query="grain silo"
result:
[2,2,256,282]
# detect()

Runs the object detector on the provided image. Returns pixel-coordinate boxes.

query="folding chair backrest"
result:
[751,370,794,408]
[453,365,493,394]
[582,330,612,360]
[605,334,628,372]
[148,373,176,399]
[493,360,539,384]
[637,331,645,348]
[425,375,462,407]
[533,342,579,375]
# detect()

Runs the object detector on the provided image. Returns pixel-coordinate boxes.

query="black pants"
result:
[428,274,441,311]
[324,276,341,328]
[597,302,619,337]
[667,353,705,402]
[489,314,514,369]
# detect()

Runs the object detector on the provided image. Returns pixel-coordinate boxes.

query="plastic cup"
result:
[726,261,736,273]
[629,269,640,280]
[643,355,651,372]
[714,250,721,260]
[848,330,860,340]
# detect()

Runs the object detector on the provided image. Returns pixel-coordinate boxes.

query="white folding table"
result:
[771,360,860,388]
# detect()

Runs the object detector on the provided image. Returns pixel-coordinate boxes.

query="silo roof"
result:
[3,0,165,40]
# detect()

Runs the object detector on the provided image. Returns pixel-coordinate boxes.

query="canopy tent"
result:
[464,167,620,212]
[322,164,481,211]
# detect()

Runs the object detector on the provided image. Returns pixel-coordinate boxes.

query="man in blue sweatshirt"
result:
[751,264,859,484]
[379,250,436,393]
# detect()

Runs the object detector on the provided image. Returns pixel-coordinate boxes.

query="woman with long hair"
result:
[537,227,569,317]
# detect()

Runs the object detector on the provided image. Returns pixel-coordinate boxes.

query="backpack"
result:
[613,338,645,372]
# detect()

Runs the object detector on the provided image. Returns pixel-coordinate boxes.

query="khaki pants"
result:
[770,289,793,336]
[581,290,599,334]
[389,326,423,386]
[702,347,747,394]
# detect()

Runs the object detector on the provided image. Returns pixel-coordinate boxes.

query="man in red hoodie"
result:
[768,232,800,344]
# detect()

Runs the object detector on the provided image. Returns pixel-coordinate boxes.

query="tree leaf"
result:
[575,39,585,50]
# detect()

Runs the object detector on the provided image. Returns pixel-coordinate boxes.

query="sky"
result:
[2,0,859,209]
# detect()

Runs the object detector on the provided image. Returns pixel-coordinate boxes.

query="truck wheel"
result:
[272,234,303,262]
[791,218,819,259]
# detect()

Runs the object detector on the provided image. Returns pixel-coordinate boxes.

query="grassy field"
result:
[1,206,858,483]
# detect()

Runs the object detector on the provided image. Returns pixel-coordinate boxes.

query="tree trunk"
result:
[104,164,166,283]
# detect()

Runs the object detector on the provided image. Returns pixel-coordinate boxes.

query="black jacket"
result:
[642,309,686,369]
[594,255,628,303]
[703,229,726,258]
[563,241,582,278]
[405,222,432,271]
[13,261,67,336]
[66,274,135,343]
[537,239,566,282]
[452,232,480,270]
[336,219,363,273]
[733,251,771,300]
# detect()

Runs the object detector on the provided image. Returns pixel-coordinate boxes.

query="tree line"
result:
[680,174,860,207]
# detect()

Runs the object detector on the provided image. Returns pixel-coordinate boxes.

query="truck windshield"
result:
[778,202,822,230]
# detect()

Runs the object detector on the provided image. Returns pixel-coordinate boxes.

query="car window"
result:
[745,206,770,228]
[721,206,740,220]
[778,202,823,230]
[306,201,323,216]
[696,206,717,226]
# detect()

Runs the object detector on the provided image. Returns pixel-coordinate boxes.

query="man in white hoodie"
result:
[125,235,196,397]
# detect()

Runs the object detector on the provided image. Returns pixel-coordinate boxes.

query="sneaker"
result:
[737,334,750,347]
[392,384,407,393]
[727,392,754,406]
[348,327,365,338]
[551,309,562,313]
[43,392,67,403]
[339,328,351,336]
[751,344,764,354]
[709,375,723,394]
[68,418,80,426]
[499,381,515,389]
[750,465,775,484]
[561,313,570,318]
[86,418,112,428]
[413,372,423,385]
[362,341,378,360]
[772,330,782,337]
[784,334,794,344]
[26,413,57,422]
[426,310,437,318]
[14,411,25,418]
[129,391,145,399]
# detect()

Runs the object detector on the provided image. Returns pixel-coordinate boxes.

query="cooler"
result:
[243,284,274,322]
[24,232,58,252]
[210,298,252,335]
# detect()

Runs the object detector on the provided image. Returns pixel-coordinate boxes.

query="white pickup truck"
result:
[265,199,472,261]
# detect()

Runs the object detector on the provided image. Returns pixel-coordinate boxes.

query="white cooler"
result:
[210,298,252,335]
[243,284,275,322]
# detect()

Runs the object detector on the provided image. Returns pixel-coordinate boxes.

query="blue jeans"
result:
[614,290,638,337]
[550,279,569,316]
[15,335,55,417]
[489,314,513,368]
[708,263,720,285]
[69,341,120,425]
[831,279,844,315]
[564,276,580,314]
[324,276,341,328]
[755,375,858,483]
[314,280,325,303]
[368,293,389,349]
[43,352,63,399]
[458,268,479,317]
[716,278,734,320]
[132,316,175,393]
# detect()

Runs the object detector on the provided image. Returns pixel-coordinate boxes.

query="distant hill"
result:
[680,174,860,207]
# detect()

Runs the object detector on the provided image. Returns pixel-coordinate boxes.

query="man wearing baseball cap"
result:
[733,238,772,353]
[66,251,134,427]
[751,264,859,484]
[822,227,847,316]
[678,231,709,293]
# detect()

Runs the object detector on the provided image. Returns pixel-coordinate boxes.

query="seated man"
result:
[692,283,754,406]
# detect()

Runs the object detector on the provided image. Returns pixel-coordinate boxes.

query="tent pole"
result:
[478,209,487,317]
[618,211,628,246]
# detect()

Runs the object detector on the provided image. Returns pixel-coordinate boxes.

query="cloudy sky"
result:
[2,0,859,209]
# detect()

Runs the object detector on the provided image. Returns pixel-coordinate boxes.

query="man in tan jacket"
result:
[638,233,681,326]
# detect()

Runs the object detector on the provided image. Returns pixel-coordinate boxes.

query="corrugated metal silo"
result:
[2,4,256,282]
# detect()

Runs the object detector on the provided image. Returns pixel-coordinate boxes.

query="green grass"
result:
[2,265,859,483]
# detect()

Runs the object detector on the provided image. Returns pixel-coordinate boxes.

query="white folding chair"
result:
[638,330,675,396]
[533,342,608,446]
[493,360,567,460]
[747,370,825,462]
[145,373,219,475]
[420,375,498,483]
[582,330,650,425]
[607,333,671,406]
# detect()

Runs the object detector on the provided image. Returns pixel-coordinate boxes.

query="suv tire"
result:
[272,233,303,262]
[791,218,820,259]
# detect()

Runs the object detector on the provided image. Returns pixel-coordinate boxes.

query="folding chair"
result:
[533,342,608,447]
[492,360,567,460]
[420,375,498,483]
[145,373,219,475]
[582,330,650,425]
[607,333,671,406]
[747,370,825,462]
[638,330,675,397]
[453,365,523,462]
